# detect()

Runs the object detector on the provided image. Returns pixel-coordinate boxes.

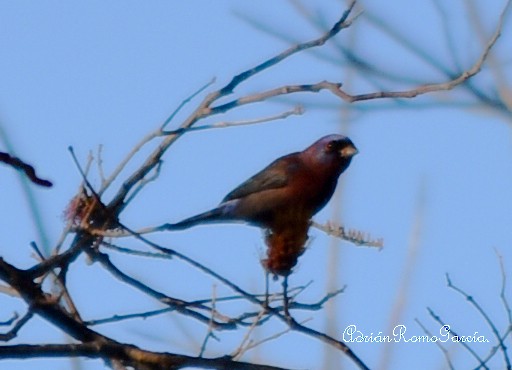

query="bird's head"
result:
[303,134,358,169]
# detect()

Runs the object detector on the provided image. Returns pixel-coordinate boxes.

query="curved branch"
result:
[0,151,52,187]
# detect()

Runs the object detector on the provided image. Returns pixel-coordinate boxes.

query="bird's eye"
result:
[326,141,336,151]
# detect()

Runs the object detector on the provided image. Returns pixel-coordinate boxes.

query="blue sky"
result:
[1,1,511,369]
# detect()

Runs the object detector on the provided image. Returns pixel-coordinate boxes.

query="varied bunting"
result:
[164,134,358,276]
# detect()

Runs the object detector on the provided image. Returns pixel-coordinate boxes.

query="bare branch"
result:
[0,313,18,327]
[161,77,217,130]
[446,274,512,369]
[0,151,52,187]
[29,242,83,323]
[233,314,311,361]
[0,258,292,370]
[86,247,236,330]
[351,0,511,110]
[0,285,19,298]
[415,318,455,370]
[495,250,512,327]
[0,311,33,342]
[6,1,509,369]
[427,307,488,368]
[284,315,370,370]
[232,309,268,360]
[97,78,216,198]
[97,144,107,186]
[85,307,173,326]
[199,285,220,357]
[116,226,370,369]
[105,3,359,214]
[124,160,163,205]
[163,106,304,135]
[213,0,358,98]
[0,343,292,370]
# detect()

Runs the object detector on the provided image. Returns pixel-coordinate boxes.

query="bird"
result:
[165,135,357,233]
[163,134,358,312]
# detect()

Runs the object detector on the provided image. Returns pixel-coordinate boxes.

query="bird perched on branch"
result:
[163,134,358,280]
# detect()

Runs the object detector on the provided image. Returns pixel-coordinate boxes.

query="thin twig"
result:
[87,247,236,330]
[289,285,346,311]
[495,250,512,329]
[361,1,511,113]
[214,0,358,98]
[446,274,512,369]
[163,106,304,135]
[232,309,268,360]
[124,160,163,205]
[85,307,173,326]
[161,78,216,129]
[102,241,172,259]
[199,285,220,357]
[98,131,161,197]
[29,242,83,323]
[432,0,463,72]
[97,144,107,186]
[466,0,512,112]
[0,313,19,327]
[415,318,455,370]
[0,311,34,342]
[427,306,488,368]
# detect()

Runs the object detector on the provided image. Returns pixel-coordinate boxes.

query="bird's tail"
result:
[161,203,239,231]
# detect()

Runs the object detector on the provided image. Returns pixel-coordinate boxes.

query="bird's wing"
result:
[222,154,300,202]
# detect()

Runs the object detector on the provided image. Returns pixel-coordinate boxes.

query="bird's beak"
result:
[340,144,358,158]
